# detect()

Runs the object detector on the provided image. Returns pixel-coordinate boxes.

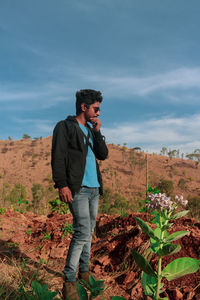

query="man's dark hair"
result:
[76,89,103,115]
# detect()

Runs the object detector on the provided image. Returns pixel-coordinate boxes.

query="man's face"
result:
[84,101,100,121]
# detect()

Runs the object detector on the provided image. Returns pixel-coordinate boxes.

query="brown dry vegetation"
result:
[0,137,200,209]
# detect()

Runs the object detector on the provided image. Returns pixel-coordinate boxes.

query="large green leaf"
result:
[31,281,58,300]
[171,210,189,220]
[89,276,104,288]
[77,281,88,300]
[111,297,126,300]
[162,257,200,281]
[135,217,158,240]
[150,228,161,253]
[131,250,157,278]
[141,272,157,297]
[165,231,189,242]
[157,243,181,256]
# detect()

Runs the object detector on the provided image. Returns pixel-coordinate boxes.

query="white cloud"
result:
[84,67,200,98]
[102,114,200,154]
[0,82,73,109]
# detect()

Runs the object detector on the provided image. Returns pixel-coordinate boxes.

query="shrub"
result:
[187,195,200,219]
[99,187,113,214]
[9,183,27,205]
[31,183,44,213]
[178,178,187,190]
[148,170,159,187]
[99,187,129,215]
[157,178,173,196]
[22,134,31,139]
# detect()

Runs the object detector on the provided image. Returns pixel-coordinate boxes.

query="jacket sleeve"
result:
[92,130,108,160]
[51,121,69,189]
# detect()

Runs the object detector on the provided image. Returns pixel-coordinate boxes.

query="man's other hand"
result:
[59,186,73,203]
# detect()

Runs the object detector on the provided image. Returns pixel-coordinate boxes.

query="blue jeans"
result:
[64,187,99,282]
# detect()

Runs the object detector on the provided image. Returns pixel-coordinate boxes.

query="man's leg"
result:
[63,187,92,282]
[79,187,99,273]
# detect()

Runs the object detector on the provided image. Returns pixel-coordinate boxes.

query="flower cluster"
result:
[146,193,174,211]
[146,193,188,211]
[175,195,188,207]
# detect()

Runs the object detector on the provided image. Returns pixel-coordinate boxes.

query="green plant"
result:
[120,207,127,218]
[0,207,6,215]
[14,197,30,213]
[131,193,199,300]
[48,196,70,214]
[61,222,74,238]
[18,280,58,300]
[9,183,27,205]
[7,242,20,248]
[26,227,33,236]
[41,232,51,241]
[77,275,105,299]
[31,183,44,213]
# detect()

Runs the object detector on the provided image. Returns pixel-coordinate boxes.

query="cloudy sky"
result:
[1,0,200,154]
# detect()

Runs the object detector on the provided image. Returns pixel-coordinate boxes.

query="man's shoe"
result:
[63,281,79,300]
[78,271,91,286]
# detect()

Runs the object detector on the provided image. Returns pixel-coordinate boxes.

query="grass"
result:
[0,253,62,300]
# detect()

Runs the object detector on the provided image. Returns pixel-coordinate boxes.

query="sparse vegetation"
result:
[187,195,200,219]
[31,183,44,213]
[22,134,31,139]
[99,187,129,215]
[157,178,174,196]
[61,222,73,238]
[178,178,187,190]
[49,196,70,215]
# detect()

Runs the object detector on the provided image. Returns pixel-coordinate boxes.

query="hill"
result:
[0,137,200,215]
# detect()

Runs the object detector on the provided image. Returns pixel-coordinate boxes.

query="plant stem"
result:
[156,256,162,299]
[155,214,165,299]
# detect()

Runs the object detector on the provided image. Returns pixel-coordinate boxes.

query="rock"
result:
[173,288,183,300]
[124,271,135,290]
[50,243,67,259]
[93,264,101,274]
[124,272,135,285]
[186,291,195,300]
[97,255,110,266]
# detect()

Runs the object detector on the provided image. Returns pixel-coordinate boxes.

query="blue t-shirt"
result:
[79,123,100,188]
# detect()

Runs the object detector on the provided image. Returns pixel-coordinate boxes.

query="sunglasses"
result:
[94,107,100,113]
[85,104,100,113]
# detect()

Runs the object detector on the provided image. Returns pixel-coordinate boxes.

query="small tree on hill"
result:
[22,134,31,139]
[157,178,174,196]
[31,183,44,213]
[160,147,167,156]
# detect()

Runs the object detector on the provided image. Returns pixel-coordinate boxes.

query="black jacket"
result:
[51,116,108,195]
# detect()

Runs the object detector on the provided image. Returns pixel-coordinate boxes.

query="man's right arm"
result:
[51,121,72,203]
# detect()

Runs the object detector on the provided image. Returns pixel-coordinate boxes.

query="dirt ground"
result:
[0,210,199,299]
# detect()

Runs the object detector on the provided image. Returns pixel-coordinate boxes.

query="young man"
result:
[51,89,108,299]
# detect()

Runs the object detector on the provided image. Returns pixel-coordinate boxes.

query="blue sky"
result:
[1,0,200,154]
